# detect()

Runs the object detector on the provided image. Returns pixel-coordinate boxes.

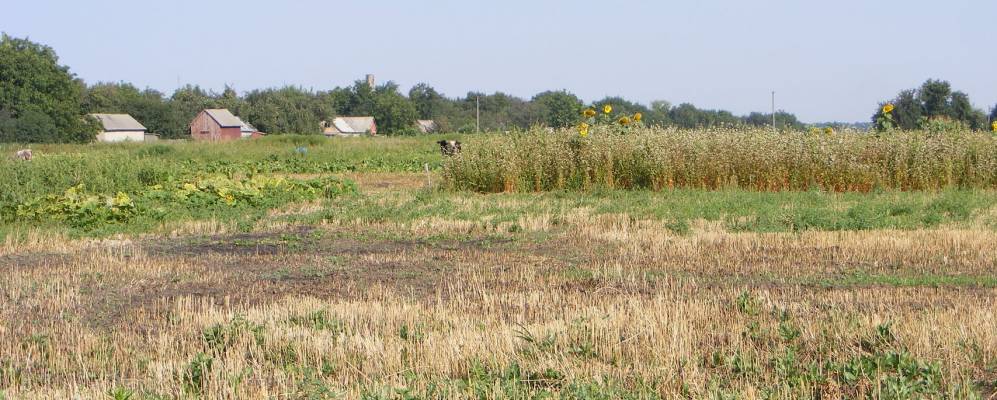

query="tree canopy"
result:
[14,34,970,143]
[0,34,98,143]
[873,79,988,131]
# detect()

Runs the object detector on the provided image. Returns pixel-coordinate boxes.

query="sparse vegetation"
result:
[2,133,995,399]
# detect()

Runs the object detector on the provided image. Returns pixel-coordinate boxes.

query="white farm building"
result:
[90,114,147,143]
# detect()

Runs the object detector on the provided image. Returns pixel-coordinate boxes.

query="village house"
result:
[90,113,147,142]
[190,109,263,141]
[321,117,377,137]
[240,119,265,139]
[416,120,438,133]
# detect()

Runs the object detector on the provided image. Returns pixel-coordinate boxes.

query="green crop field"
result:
[2,128,996,399]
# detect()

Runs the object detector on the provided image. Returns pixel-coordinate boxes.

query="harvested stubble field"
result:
[1,130,996,399]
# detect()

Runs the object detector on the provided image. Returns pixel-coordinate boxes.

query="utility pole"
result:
[771,91,776,131]
[476,95,481,133]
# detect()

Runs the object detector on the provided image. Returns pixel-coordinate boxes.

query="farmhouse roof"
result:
[203,109,243,128]
[332,116,375,133]
[236,117,257,133]
[416,120,438,133]
[89,114,147,132]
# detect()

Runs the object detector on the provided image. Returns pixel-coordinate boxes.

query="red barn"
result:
[190,109,244,141]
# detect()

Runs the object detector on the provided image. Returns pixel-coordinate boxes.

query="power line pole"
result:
[771,91,776,131]
[476,95,481,133]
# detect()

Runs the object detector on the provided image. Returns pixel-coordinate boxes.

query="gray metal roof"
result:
[333,117,375,133]
[235,117,257,133]
[89,114,147,132]
[204,109,244,128]
[416,120,438,133]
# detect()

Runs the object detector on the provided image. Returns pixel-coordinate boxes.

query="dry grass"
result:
[2,177,996,398]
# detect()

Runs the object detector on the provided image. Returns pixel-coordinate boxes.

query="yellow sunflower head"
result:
[618,116,630,125]
[583,108,597,117]
[992,121,997,132]
[633,112,643,122]
[578,122,590,137]
[603,104,612,114]
[882,104,895,114]
[824,127,834,135]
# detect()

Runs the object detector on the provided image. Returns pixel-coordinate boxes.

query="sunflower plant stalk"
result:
[876,103,896,133]
[576,104,644,137]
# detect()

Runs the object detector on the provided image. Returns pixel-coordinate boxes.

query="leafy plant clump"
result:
[4,175,357,231]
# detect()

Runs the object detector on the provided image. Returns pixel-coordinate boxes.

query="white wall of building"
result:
[97,131,145,143]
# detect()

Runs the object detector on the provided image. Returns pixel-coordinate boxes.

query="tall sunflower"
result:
[578,123,590,137]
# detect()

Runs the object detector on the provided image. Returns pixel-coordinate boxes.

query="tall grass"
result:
[443,127,997,192]
[0,134,451,205]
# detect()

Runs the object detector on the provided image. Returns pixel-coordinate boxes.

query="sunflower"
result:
[992,121,997,132]
[618,116,630,125]
[578,122,590,137]
[603,104,612,114]
[633,112,643,122]
[583,108,597,117]
[824,127,834,135]
[882,104,895,114]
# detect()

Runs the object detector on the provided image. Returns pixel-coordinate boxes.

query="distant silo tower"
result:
[366,74,375,89]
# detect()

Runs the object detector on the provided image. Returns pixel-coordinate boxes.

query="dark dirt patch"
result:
[145,226,319,258]
[75,228,539,330]
[2,252,74,271]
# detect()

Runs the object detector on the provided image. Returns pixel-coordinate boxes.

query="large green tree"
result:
[408,83,445,120]
[532,90,582,128]
[873,79,987,131]
[242,86,330,134]
[0,34,98,143]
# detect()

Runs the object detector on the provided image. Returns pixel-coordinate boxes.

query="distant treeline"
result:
[3,33,994,143]
[0,34,810,143]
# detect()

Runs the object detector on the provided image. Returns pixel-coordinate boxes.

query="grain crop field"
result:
[2,130,996,399]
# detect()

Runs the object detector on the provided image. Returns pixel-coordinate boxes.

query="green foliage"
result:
[2,167,357,234]
[287,309,345,335]
[181,353,214,395]
[408,83,446,120]
[242,86,332,134]
[11,186,137,229]
[0,34,99,143]
[0,135,433,210]
[202,315,266,353]
[532,90,583,128]
[0,109,59,143]
[106,387,135,400]
[292,368,338,399]
[874,79,989,132]
[705,296,974,399]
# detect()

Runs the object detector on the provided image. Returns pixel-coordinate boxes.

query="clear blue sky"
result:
[3,0,994,122]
